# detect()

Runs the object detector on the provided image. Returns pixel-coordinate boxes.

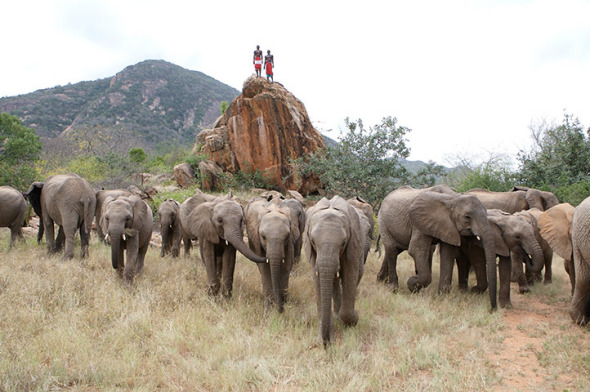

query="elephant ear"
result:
[525,189,558,211]
[486,214,511,257]
[190,201,219,244]
[278,204,300,244]
[127,195,148,236]
[245,201,265,254]
[409,192,461,246]
[538,203,575,260]
[99,195,116,234]
[345,203,364,266]
[24,182,44,217]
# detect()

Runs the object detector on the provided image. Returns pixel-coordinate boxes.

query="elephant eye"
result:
[464,214,471,221]
[217,217,223,223]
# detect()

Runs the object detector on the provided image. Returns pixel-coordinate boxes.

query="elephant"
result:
[0,186,27,248]
[25,174,96,259]
[184,195,267,297]
[100,194,153,282]
[465,186,559,213]
[347,197,374,267]
[245,197,303,312]
[460,209,545,307]
[95,189,132,243]
[179,189,217,257]
[569,196,590,325]
[158,198,182,258]
[304,196,365,345]
[537,203,576,295]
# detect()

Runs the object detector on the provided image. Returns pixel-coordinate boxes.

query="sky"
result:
[2,0,589,166]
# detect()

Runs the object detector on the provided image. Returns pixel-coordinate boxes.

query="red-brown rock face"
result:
[196,77,325,194]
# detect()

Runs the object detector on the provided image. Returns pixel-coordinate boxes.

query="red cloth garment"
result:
[265,61,273,75]
[254,56,262,70]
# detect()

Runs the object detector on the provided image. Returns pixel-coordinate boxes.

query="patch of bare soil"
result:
[490,283,581,391]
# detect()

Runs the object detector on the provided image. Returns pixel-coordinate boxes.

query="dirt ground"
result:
[490,280,586,391]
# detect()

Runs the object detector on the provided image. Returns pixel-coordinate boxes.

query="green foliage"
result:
[408,161,447,188]
[220,101,229,115]
[226,165,274,191]
[445,153,519,193]
[294,116,411,205]
[0,112,42,189]
[129,148,146,163]
[554,181,590,207]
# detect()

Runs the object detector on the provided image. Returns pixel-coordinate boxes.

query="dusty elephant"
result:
[465,187,559,213]
[0,186,27,248]
[25,174,96,259]
[179,189,217,257]
[184,196,267,297]
[347,196,374,266]
[304,196,365,345]
[461,209,545,307]
[100,194,153,282]
[158,198,182,258]
[95,189,132,243]
[569,196,590,325]
[538,203,576,295]
[245,197,303,312]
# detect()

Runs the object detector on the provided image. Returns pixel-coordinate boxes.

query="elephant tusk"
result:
[225,240,229,246]
[282,259,285,264]
[315,270,319,276]
[336,271,340,278]
[476,235,481,241]
[105,233,110,242]
[266,259,269,264]
[123,234,127,241]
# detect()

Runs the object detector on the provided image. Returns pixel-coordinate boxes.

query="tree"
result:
[295,116,411,205]
[0,112,42,189]
[220,101,229,115]
[444,152,518,193]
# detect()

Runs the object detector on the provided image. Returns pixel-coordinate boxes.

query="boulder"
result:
[195,77,325,194]
[199,160,224,192]
[174,163,195,188]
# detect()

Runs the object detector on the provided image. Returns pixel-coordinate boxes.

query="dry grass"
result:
[0,228,589,391]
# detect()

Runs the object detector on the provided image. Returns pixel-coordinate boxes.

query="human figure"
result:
[264,50,274,82]
[253,45,263,77]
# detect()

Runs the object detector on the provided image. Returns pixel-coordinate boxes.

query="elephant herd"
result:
[3,173,590,345]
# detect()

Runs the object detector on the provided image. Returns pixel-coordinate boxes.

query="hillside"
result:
[0,60,240,149]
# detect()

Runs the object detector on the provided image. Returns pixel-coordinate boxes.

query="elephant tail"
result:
[374,234,382,258]
[82,196,95,235]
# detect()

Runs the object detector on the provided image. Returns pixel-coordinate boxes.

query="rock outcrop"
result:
[195,77,325,194]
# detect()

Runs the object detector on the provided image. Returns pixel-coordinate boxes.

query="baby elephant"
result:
[304,196,365,346]
[0,186,27,248]
[158,198,181,257]
[100,195,153,282]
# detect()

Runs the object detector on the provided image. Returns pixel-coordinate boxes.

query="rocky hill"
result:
[0,60,240,148]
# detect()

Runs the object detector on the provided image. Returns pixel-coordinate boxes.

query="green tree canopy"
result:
[0,112,42,189]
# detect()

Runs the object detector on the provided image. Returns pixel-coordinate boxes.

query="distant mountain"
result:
[0,60,240,148]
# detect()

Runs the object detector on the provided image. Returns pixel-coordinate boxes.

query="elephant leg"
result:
[543,253,553,284]
[470,250,488,294]
[338,261,359,327]
[62,225,76,260]
[407,234,433,292]
[280,266,291,304]
[258,263,274,309]
[45,217,56,254]
[79,224,90,259]
[571,257,590,325]
[221,248,236,298]
[456,252,470,291]
[183,234,192,258]
[124,237,141,282]
[136,243,149,275]
[438,243,456,294]
[378,244,400,292]
[498,256,512,308]
[512,254,530,293]
[201,242,220,296]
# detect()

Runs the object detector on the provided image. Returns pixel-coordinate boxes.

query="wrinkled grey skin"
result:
[570,197,590,325]
[25,174,96,259]
[100,195,153,282]
[185,196,266,297]
[465,187,559,213]
[245,198,302,312]
[512,209,553,291]
[158,198,182,258]
[179,190,217,257]
[304,196,364,346]
[0,186,27,248]
[95,189,132,243]
[347,196,374,266]
[460,209,545,308]
[538,203,576,296]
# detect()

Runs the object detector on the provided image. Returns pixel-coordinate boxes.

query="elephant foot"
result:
[543,278,553,285]
[570,308,589,326]
[470,285,488,294]
[384,281,399,293]
[499,300,513,309]
[339,310,359,327]
[518,285,531,294]
[407,276,429,293]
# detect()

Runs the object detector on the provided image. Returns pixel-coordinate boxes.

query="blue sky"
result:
[2,0,589,166]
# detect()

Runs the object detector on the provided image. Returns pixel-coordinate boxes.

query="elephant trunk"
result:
[268,239,286,313]
[225,226,267,264]
[110,231,124,270]
[523,239,545,274]
[316,246,340,346]
[160,223,170,257]
[481,229,498,310]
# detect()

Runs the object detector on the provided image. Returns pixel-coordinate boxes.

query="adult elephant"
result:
[185,196,266,297]
[537,203,576,295]
[158,198,181,258]
[569,196,590,325]
[304,196,365,345]
[179,189,217,257]
[95,189,132,243]
[0,186,27,248]
[100,194,153,282]
[245,197,302,312]
[465,186,559,213]
[25,174,96,259]
[376,185,455,290]
[460,209,545,307]
[407,191,498,309]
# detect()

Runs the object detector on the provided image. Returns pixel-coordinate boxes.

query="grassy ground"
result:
[0,229,588,391]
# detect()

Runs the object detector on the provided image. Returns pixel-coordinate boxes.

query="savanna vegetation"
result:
[1,111,590,390]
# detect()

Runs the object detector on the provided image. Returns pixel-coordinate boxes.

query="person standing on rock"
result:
[264,50,274,82]
[253,45,263,77]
